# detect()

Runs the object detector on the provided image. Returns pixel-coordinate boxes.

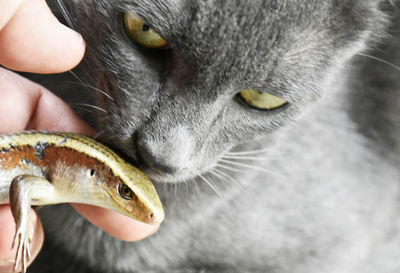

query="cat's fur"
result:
[28,0,400,272]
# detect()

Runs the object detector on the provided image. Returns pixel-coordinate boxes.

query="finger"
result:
[0,68,158,241]
[0,0,23,29]
[72,204,160,242]
[0,67,93,135]
[0,206,43,273]
[0,0,85,73]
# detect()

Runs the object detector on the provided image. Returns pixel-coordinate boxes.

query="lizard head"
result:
[44,132,165,225]
[99,161,165,225]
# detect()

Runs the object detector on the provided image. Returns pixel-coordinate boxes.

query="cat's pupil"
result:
[142,24,150,31]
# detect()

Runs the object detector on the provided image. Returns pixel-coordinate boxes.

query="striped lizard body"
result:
[0,131,164,272]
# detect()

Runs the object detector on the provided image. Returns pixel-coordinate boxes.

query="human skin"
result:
[0,0,158,272]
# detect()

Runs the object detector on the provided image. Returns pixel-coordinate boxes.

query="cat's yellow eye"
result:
[123,13,167,48]
[239,89,288,110]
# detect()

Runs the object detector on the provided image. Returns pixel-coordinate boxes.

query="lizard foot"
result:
[12,223,31,273]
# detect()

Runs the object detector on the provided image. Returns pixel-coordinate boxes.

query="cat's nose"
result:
[136,126,194,174]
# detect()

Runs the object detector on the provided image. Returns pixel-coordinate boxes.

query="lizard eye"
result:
[118,183,134,200]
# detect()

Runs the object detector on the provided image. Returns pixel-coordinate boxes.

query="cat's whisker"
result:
[92,130,108,140]
[356,52,400,73]
[216,163,246,174]
[208,169,225,184]
[69,71,115,102]
[226,147,272,156]
[211,167,243,187]
[68,80,115,102]
[70,103,108,113]
[192,177,201,195]
[221,155,283,161]
[218,159,287,179]
[174,182,178,198]
[184,180,190,194]
[56,0,76,29]
[198,174,222,198]
[217,162,287,181]
[69,105,96,114]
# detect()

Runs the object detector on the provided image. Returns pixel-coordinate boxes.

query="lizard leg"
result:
[9,174,54,273]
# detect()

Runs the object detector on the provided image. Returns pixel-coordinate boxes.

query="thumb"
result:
[0,0,85,73]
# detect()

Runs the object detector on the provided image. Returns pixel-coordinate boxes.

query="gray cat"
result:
[28,0,400,272]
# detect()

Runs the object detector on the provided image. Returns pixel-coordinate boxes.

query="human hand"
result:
[0,1,158,272]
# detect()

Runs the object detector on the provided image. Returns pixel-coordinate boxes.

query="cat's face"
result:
[71,0,387,183]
